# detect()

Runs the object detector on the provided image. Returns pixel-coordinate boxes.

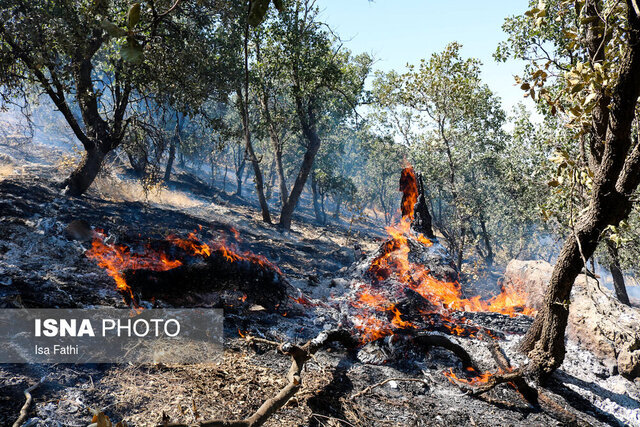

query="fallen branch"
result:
[446,342,579,425]
[406,331,478,369]
[160,329,358,427]
[488,342,538,403]
[13,376,46,427]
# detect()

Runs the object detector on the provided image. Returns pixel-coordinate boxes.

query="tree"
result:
[266,0,371,230]
[0,0,227,196]
[499,0,640,378]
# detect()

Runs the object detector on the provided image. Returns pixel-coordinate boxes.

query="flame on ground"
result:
[86,228,280,304]
[352,166,535,344]
[443,366,496,385]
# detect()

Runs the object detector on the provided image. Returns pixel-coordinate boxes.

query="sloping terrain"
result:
[0,142,639,426]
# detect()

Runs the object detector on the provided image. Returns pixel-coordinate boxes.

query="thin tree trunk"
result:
[278,102,322,230]
[223,163,228,192]
[63,147,106,197]
[456,227,466,272]
[235,159,245,196]
[255,33,289,208]
[239,11,271,223]
[311,174,325,224]
[479,214,494,267]
[333,195,342,219]
[266,157,276,200]
[606,240,631,305]
[164,139,176,182]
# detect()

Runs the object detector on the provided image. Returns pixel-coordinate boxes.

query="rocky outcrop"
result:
[503,259,640,379]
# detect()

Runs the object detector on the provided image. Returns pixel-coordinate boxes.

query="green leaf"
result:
[100,19,127,38]
[120,38,143,64]
[128,3,141,29]
[248,0,270,27]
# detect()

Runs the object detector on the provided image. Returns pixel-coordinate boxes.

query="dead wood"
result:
[446,342,581,425]
[406,331,477,369]
[157,329,487,427]
[12,376,45,427]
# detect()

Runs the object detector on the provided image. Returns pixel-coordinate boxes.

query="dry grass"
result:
[91,169,204,210]
[0,163,15,180]
[90,347,336,426]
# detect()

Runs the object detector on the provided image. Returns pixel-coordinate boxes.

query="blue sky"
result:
[317,0,532,114]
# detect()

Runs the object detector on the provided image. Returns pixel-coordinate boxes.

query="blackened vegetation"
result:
[123,240,288,309]
[412,173,435,239]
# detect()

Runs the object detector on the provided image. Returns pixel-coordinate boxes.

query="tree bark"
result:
[333,195,342,219]
[255,35,289,208]
[164,139,176,182]
[164,113,183,182]
[521,3,640,378]
[63,147,106,197]
[310,174,326,225]
[235,162,245,197]
[479,215,494,267]
[606,240,631,305]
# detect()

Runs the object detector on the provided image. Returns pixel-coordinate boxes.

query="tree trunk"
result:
[223,163,228,193]
[479,215,494,267]
[456,227,466,272]
[255,33,289,208]
[520,3,640,379]
[278,101,322,230]
[607,240,631,305]
[275,147,288,207]
[235,163,245,197]
[333,195,342,219]
[519,205,616,376]
[63,147,105,197]
[265,157,276,200]
[164,113,182,183]
[311,175,326,225]
[164,137,177,182]
[238,11,271,223]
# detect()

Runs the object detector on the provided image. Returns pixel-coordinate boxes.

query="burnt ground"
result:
[0,141,639,426]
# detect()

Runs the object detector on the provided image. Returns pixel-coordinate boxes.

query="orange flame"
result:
[86,228,281,304]
[86,230,183,301]
[400,167,418,219]
[444,366,496,385]
[351,165,535,344]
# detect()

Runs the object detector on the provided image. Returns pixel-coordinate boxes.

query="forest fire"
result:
[351,166,535,344]
[86,228,283,305]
